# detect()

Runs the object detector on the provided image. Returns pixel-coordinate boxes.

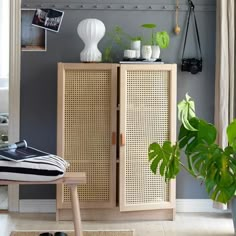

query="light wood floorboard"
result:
[0,212,234,236]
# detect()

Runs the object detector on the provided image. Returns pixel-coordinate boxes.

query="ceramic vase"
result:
[141,45,152,60]
[131,40,141,58]
[124,50,136,59]
[231,197,236,233]
[151,45,160,59]
[77,18,105,62]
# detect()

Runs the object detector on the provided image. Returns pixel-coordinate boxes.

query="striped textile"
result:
[0,155,69,181]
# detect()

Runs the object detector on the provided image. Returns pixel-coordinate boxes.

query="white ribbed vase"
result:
[151,45,160,59]
[77,18,106,62]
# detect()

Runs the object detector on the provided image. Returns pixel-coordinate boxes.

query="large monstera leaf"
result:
[178,117,217,175]
[178,118,217,155]
[188,144,236,203]
[148,141,180,181]
[204,146,236,203]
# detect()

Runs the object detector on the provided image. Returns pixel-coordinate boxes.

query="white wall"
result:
[0,88,8,113]
[0,0,10,113]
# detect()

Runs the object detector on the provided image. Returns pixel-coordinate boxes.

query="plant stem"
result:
[180,162,199,179]
[152,29,154,45]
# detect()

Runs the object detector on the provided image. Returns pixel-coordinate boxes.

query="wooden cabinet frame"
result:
[119,64,176,212]
[57,63,177,220]
[57,63,118,210]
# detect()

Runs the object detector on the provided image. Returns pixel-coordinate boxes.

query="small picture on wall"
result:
[21,9,47,51]
[32,8,64,32]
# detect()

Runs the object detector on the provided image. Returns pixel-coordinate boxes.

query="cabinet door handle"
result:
[112,132,116,145]
[120,133,125,146]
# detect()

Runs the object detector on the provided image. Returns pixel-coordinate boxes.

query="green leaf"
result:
[141,23,157,29]
[156,31,170,49]
[227,119,236,151]
[103,47,112,62]
[191,144,236,203]
[178,118,217,155]
[177,94,197,131]
[198,119,217,145]
[148,141,180,181]
[206,179,236,204]
[131,36,142,41]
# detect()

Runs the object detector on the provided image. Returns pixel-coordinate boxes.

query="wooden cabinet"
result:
[57,63,177,221]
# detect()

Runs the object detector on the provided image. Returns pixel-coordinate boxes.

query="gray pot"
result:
[231,197,236,234]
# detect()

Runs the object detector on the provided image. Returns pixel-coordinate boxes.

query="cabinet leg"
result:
[68,184,83,236]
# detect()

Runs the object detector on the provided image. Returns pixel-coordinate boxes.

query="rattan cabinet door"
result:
[119,64,177,212]
[57,63,117,209]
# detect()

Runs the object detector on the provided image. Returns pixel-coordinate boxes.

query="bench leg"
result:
[68,184,83,236]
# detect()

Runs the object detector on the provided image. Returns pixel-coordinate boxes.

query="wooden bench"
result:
[0,172,87,236]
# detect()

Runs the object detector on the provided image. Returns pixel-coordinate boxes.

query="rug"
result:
[10,230,134,236]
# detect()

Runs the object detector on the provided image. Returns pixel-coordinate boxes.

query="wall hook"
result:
[121,5,125,9]
[107,5,111,8]
[93,5,97,8]
[163,5,167,9]
[148,6,152,9]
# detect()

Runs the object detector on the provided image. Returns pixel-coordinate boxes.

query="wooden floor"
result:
[0,212,234,236]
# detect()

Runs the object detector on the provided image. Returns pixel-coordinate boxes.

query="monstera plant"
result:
[148,94,236,204]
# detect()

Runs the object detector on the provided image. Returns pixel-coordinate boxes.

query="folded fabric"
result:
[0,155,69,181]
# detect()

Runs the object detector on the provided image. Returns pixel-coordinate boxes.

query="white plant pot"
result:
[151,45,160,59]
[141,45,152,60]
[131,40,141,58]
[124,49,136,59]
[77,18,106,62]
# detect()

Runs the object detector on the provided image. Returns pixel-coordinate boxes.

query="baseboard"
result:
[176,199,229,213]
[19,199,229,213]
[19,200,56,213]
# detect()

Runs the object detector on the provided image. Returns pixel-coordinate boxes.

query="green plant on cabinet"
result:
[141,23,170,49]
[103,25,130,62]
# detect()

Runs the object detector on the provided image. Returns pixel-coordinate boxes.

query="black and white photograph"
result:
[32,8,64,32]
[21,9,47,51]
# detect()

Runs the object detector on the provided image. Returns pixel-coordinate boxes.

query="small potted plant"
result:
[141,23,170,60]
[148,94,236,231]
[103,25,129,62]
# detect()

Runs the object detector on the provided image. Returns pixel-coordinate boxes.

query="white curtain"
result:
[214,0,235,209]
[215,0,235,147]
[0,0,10,87]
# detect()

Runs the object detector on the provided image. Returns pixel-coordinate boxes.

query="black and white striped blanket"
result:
[0,155,69,181]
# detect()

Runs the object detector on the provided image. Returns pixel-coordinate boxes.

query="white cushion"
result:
[0,155,69,181]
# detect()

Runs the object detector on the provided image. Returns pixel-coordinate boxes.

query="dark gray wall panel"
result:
[20,0,216,199]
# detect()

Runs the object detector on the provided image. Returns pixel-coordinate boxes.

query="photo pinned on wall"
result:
[32,9,64,32]
[21,9,47,52]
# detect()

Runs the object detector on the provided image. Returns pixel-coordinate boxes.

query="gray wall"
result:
[20,0,216,199]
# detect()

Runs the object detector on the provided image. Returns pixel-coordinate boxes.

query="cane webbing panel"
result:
[63,69,111,203]
[125,70,170,206]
